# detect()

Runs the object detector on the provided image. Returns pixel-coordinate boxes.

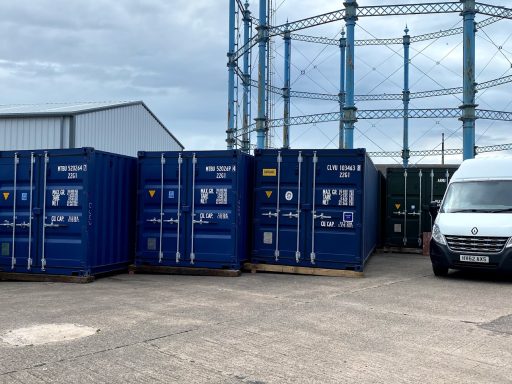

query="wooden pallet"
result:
[128,265,241,277]
[0,272,95,284]
[244,263,363,278]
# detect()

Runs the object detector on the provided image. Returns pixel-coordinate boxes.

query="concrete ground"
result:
[0,253,511,384]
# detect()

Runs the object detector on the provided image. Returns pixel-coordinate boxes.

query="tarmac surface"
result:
[0,252,511,383]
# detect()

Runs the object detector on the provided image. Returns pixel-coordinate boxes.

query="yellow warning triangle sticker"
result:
[395,203,401,210]
[265,191,272,198]
[149,190,156,198]
[2,192,9,200]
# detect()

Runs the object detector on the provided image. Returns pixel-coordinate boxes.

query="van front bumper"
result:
[430,240,512,272]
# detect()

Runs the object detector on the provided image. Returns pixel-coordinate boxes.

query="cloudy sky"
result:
[1,0,511,164]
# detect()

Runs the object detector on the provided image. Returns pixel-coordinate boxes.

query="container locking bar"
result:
[295,151,302,263]
[41,152,49,271]
[274,152,282,261]
[417,169,423,246]
[175,153,183,263]
[190,153,198,265]
[309,151,327,265]
[27,153,35,270]
[403,169,408,246]
[430,169,434,229]
[158,153,165,263]
[9,153,19,269]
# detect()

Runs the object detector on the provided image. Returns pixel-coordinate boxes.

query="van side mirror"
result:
[429,201,440,222]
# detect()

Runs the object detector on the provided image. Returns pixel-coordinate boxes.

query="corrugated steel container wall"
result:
[0,148,136,276]
[136,150,253,270]
[385,165,459,248]
[74,104,182,156]
[0,117,64,151]
[252,149,379,272]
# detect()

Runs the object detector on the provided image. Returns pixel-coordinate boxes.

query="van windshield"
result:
[441,180,512,213]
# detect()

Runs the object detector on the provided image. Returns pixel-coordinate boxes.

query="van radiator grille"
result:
[445,235,508,254]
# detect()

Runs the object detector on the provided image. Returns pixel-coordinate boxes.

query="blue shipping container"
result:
[252,149,378,271]
[0,148,136,277]
[136,150,253,270]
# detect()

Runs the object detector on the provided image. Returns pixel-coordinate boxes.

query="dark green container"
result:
[385,165,459,248]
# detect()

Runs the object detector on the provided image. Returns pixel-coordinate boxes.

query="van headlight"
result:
[432,224,446,245]
[506,237,512,248]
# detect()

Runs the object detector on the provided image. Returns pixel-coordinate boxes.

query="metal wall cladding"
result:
[0,148,136,276]
[136,150,253,270]
[252,149,379,272]
[385,165,459,248]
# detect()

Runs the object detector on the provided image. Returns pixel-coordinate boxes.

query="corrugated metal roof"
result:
[0,100,184,149]
[0,101,139,116]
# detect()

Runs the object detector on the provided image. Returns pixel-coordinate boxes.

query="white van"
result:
[430,157,512,276]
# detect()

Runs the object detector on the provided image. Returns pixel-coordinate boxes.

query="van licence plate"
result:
[460,255,489,263]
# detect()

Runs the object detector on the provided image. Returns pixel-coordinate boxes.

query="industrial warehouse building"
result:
[0,101,183,156]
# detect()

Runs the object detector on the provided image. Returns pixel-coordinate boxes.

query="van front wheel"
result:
[432,264,449,277]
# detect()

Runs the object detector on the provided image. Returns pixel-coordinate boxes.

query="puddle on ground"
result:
[1,324,99,346]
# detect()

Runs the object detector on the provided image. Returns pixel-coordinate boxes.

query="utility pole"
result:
[339,30,346,149]
[255,0,268,149]
[343,0,358,149]
[282,25,291,149]
[226,0,236,149]
[402,26,411,168]
[461,0,477,160]
[442,133,445,165]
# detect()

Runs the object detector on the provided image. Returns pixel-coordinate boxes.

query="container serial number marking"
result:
[326,164,361,172]
[58,164,87,172]
[206,165,235,173]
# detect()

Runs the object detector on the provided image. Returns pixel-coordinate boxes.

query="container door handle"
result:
[41,152,49,271]
[44,221,66,229]
[313,213,332,220]
[192,219,210,225]
[310,151,318,264]
[189,153,197,265]
[175,154,183,263]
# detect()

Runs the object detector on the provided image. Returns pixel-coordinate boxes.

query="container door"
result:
[138,153,187,266]
[306,152,363,268]
[0,152,37,272]
[253,151,307,264]
[187,153,239,268]
[422,168,453,231]
[36,152,88,273]
[387,169,422,248]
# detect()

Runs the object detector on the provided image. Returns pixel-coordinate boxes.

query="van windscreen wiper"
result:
[487,208,512,213]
